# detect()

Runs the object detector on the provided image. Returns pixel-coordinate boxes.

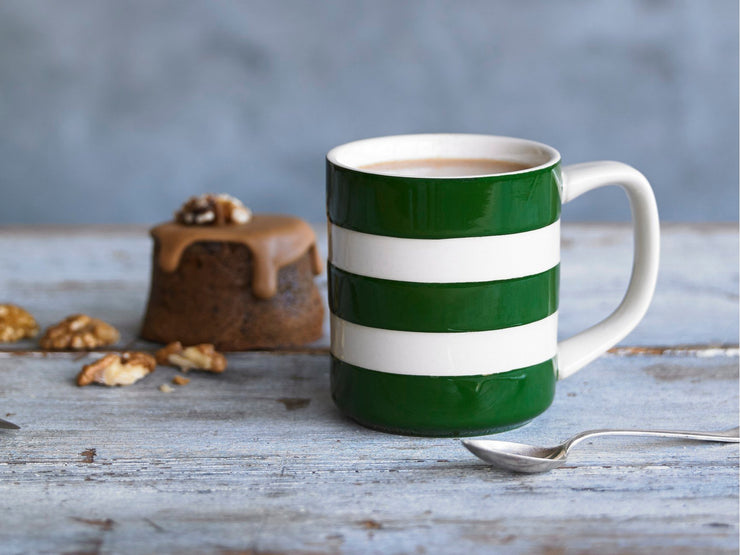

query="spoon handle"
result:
[565,426,739,450]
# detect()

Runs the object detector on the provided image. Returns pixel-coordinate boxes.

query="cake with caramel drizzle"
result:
[140,194,324,350]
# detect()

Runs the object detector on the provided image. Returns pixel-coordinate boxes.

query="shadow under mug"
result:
[326,134,659,437]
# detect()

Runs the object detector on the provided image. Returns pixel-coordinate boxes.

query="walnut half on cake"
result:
[140,194,324,350]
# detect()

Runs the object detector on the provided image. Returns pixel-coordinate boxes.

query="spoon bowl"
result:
[463,439,566,473]
[462,426,739,473]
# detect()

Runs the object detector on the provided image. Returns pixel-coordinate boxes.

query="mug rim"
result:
[326,133,562,179]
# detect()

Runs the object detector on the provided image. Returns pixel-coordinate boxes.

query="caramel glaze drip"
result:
[151,214,322,300]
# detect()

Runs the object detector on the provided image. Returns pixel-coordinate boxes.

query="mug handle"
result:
[557,161,660,379]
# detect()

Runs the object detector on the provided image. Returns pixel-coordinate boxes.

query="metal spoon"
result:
[462,426,739,473]
[0,417,19,430]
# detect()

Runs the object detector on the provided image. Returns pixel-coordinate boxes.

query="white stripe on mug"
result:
[329,220,560,283]
[330,313,558,377]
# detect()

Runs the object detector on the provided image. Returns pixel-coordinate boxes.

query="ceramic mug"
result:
[326,134,659,436]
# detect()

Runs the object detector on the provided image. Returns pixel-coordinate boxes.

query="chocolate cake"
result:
[140,194,324,350]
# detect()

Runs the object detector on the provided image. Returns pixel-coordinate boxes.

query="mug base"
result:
[331,356,557,438]
[340,412,535,438]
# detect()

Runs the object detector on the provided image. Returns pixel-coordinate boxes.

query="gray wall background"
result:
[0,0,737,224]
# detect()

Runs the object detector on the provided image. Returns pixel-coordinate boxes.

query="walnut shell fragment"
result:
[40,314,119,350]
[77,352,156,387]
[0,304,39,343]
[155,341,227,373]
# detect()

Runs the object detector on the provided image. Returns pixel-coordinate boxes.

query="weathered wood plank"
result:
[559,223,739,349]
[0,224,736,353]
[0,351,737,554]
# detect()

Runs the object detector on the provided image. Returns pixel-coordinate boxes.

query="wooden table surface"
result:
[0,223,737,554]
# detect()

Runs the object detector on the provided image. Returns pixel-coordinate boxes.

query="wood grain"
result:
[0,352,737,554]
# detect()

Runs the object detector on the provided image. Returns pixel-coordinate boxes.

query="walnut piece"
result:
[155,341,227,373]
[40,314,119,350]
[0,304,39,343]
[172,375,190,386]
[77,352,156,387]
[175,193,251,226]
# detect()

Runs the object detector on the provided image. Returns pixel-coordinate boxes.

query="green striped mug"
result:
[327,134,659,437]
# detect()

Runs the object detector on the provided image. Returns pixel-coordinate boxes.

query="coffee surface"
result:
[360,158,532,177]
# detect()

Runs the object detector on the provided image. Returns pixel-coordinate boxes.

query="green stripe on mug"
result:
[330,356,557,436]
[328,263,559,332]
[327,161,561,239]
